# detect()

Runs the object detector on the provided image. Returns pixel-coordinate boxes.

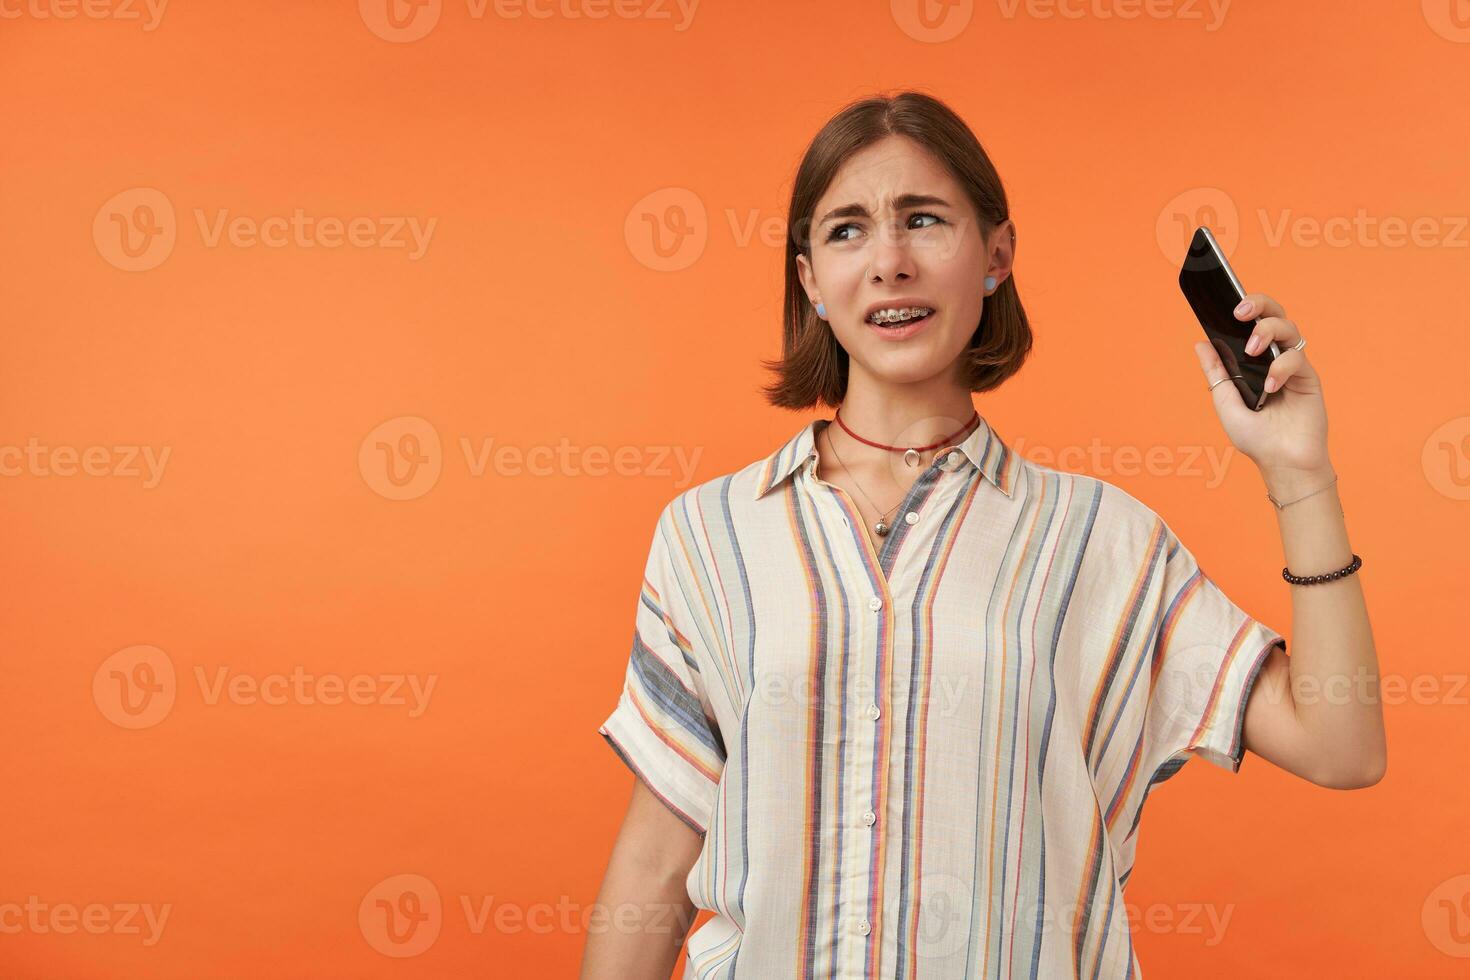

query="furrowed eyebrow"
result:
[816,193,953,228]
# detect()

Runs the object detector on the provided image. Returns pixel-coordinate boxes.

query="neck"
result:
[820,367,977,478]
[834,371,975,450]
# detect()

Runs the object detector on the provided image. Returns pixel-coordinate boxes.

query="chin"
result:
[856,338,967,381]
[856,352,956,385]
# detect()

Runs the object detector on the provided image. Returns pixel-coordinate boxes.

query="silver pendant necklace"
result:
[818,411,979,538]
[823,426,905,537]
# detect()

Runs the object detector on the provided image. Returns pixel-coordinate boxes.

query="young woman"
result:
[583,91,1385,980]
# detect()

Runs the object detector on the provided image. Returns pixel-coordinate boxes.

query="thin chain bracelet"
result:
[1267,472,1338,510]
[1283,553,1362,586]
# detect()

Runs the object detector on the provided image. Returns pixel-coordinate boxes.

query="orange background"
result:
[3,1,1468,976]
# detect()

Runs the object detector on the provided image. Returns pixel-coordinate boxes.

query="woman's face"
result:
[796,135,1013,389]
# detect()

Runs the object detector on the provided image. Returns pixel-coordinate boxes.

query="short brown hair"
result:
[760,91,1032,410]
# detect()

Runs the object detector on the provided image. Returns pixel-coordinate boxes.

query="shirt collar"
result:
[753,412,1017,501]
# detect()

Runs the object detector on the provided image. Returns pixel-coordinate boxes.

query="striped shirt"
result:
[598,413,1283,979]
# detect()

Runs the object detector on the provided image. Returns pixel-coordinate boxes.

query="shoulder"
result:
[636,454,768,569]
[1013,453,1173,551]
[654,453,776,525]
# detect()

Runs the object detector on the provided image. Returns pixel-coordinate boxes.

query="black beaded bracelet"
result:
[1282,553,1362,585]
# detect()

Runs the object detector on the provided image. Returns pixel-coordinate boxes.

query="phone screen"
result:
[1178,227,1275,410]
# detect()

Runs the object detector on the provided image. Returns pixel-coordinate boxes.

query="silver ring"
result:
[1208,375,1240,392]
[1285,337,1306,353]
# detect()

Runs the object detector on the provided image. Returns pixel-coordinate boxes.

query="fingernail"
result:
[1246,335,1259,354]
[1264,376,1279,393]
[1235,300,1253,317]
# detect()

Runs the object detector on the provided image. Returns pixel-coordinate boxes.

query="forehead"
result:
[816,136,958,209]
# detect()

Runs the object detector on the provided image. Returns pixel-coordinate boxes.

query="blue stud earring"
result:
[815,302,826,318]
[984,276,997,292]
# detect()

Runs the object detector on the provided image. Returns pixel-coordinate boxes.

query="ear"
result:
[986,219,1016,289]
[795,251,819,307]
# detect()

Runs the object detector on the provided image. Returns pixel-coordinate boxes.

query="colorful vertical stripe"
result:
[599,414,1284,978]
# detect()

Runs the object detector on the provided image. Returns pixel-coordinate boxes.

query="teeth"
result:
[868,306,933,324]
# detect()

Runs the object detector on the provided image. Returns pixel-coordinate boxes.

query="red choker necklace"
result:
[832,409,981,467]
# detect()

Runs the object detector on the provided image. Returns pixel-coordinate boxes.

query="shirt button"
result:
[862,809,876,826]
[945,451,963,470]
[866,703,881,720]
[904,511,919,525]
[868,596,882,611]
[858,918,871,935]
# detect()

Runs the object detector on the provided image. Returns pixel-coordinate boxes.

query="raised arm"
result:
[1192,292,1387,789]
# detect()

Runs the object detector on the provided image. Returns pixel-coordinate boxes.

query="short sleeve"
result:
[598,506,726,836]
[1146,524,1286,775]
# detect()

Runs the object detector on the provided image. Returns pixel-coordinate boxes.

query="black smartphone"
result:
[1178,226,1278,411]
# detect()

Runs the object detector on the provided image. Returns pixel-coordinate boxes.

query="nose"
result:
[867,220,917,282]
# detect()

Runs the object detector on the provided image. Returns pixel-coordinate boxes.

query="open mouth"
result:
[866,306,934,329]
